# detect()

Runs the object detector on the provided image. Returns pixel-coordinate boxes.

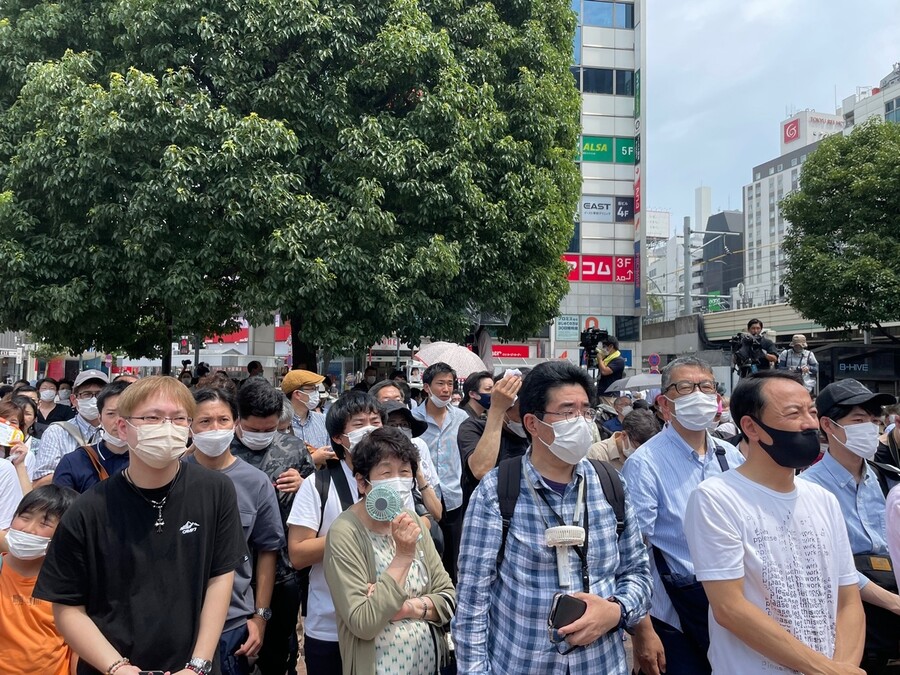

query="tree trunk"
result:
[161,314,174,375]
[288,311,318,372]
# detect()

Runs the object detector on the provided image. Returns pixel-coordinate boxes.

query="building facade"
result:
[840,63,900,130]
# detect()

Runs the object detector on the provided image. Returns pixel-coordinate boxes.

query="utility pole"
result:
[682,216,692,316]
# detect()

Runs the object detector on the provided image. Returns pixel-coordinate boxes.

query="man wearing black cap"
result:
[597,334,626,403]
[801,379,900,674]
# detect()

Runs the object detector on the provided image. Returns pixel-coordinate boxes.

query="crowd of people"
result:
[0,342,899,675]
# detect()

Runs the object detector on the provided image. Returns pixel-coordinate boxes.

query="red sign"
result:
[615,256,634,282]
[634,177,641,214]
[581,255,614,283]
[783,118,799,144]
[491,344,530,358]
[562,254,580,281]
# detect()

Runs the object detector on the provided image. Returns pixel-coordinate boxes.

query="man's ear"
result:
[523,412,541,437]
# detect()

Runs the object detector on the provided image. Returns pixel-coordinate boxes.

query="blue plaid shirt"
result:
[453,453,651,674]
[290,409,329,448]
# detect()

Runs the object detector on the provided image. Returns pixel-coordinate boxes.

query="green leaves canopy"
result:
[781,120,900,331]
[0,0,580,358]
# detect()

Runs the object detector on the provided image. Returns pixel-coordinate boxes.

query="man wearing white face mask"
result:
[801,379,900,673]
[53,381,131,494]
[623,357,744,675]
[230,378,315,675]
[282,369,331,466]
[454,360,651,674]
[35,376,247,675]
[32,369,109,488]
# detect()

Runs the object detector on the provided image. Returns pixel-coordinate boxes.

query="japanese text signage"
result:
[615,256,634,282]
[581,196,614,222]
[581,255,614,283]
[564,255,637,284]
[615,197,634,223]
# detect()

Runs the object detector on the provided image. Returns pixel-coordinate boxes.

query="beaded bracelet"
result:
[107,658,130,675]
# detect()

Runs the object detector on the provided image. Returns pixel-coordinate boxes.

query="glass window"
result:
[768,167,775,176]
[886,99,895,113]
[791,158,798,167]
[615,316,639,342]
[573,26,581,64]
[755,172,761,180]
[614,2,634,28]
[776,163,783,172]
[583,0,614,26]
[570,66,581,90]
[615,69,634,96]
[582,67,613,94]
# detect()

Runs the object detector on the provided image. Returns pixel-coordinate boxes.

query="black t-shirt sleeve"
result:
[610,357,626,378]
[457,418,486,468]
[33,501,90,605]
[210,475,249,578]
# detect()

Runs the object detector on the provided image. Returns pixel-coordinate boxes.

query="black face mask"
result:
[750,416,821,469]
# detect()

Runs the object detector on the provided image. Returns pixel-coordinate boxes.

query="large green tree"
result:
[0,0,580,371]
[781,120,900,336]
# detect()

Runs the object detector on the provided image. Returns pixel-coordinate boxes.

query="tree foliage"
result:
[781,120,900,332]
[0,0,581,360]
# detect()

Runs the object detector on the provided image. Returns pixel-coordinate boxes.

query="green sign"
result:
[581,136,613,162]
[708,291,722,312]
[634,69,641,117]
[615,138,635,164]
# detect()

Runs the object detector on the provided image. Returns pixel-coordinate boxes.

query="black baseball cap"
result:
[815,379,896,420]
[379,400,427,438]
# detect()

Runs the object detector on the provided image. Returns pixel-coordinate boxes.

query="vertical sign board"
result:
[633,240,641,308]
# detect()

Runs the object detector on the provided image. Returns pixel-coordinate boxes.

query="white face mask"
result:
[720,410,732,424]
[77,397,100,421]
[832,421,880,461]
[6,528,52,560]
[666,391,719,431]
[621,406,633,417]
[622,436,636,458]
[127,422,190,469]
[304,391,321,410]
[370,477,414,510]
[507,421,527,438]
[536,416,593,465]
[346,425,378,452]
[240,427,276,451]
[39,390,56,403]
[102,428,128,450]
[193,429,235,457]
[396,426,414,440]
[429,393,452,409]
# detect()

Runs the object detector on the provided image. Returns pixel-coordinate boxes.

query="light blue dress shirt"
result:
[622,423,744,630]
[412,401,467,511]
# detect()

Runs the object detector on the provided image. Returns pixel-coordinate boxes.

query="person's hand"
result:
[801,366,810,373]
[235,615,265,657]
[632,621,666,675]
[555,593,621,647]
[391,512,421,558]
[808,664,866,675]
[7,442,27,466]
[275,468,303,493]
[310,445,336,467]
[488,376,522,414]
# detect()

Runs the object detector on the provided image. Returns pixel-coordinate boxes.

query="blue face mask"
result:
[475,393,492,410]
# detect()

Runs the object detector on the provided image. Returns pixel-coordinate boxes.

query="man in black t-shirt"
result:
[35,376,246,675]
[596,334,627,403]
[457,372,528,514]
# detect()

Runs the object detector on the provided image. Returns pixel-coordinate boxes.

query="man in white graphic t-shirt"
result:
[685,370,865,675]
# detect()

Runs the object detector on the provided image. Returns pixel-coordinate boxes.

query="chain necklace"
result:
[123,464,182,533]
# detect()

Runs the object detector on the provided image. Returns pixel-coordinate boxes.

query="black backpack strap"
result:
[588,459,626,537]
[712,442,730,472]
[315,466,331,536]
[495,456,523,567]
[328,460,355,511]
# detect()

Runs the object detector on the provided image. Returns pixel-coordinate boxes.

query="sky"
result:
[646,0,900,233]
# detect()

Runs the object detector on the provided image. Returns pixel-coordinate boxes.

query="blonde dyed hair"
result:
[117,375,197,419]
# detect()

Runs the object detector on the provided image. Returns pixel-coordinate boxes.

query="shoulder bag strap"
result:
[82,444,109,482]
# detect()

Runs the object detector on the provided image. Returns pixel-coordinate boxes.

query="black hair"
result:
[364,365,377,374]
[602,334,619,349]
[747,318,763,330]
[12,383,37,396]
[15,484,78,521]
[389,370,407,381]
[35,377,58,391]
[622,408,661,446]
[460,371,493,410]
[247,360,262,373]
[0,385,13,399]
[369,380,404,401]
[351,426,420,482]
[194,387,239,420]
[97,380,132,414]
[11,395,38,434]
[58,379,74,388]
[237,377,284,419]
[730,370,804,435]
[422,362,456,386]
[632,399,651,410]
[325,391,386,455]
[518,361,596,438]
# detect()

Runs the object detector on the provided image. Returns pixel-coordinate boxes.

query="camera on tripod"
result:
[730,332,763,376]
[580,328,609,369]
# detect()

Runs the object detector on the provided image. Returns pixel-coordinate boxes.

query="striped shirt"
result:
[290,409,329,448]
[622,423,743,630]
[453,453,651,674]
[412,402,467,511]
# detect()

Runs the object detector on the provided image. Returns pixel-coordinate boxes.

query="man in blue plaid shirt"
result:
[453,361,651,674]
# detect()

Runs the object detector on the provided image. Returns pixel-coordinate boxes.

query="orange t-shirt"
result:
[0,554,72,675]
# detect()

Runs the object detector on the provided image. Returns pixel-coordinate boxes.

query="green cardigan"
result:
[323,509,456,675]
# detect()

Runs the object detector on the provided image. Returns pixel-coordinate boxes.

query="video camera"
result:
[730,332,764,376]
[580,328,609,369]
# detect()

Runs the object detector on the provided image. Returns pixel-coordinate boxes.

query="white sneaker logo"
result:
[180,521,199,535]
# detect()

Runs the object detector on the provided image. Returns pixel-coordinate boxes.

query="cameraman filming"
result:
[733,319,778,378]
[777,334,818,394]
[597,334,626,404]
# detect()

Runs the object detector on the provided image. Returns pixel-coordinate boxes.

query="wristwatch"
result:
[185,657,213,674]
[255,607,273,621]
[606,596,632,635]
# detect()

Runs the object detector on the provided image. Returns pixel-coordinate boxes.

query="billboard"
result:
[581,196,614,222]
[582,136,614,162]
[580,255,614,283]
[555,315,580,341]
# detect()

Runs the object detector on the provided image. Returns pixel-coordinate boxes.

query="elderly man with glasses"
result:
[622,356,745,675]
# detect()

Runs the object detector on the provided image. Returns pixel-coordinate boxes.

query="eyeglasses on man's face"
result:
[663,380,717,396]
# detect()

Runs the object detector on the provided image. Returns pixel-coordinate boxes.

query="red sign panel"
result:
[615,256,635,282]
[562,254,580,281]
[492,344,530,358]
[634,177,641,215]
[581,255,614,283]
[783,118,799,144]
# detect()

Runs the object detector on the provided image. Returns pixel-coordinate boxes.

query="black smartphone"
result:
[548,592,587,632]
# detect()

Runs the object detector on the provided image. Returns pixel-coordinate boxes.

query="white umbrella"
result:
[413,342,489,379]
[605,373,662,393]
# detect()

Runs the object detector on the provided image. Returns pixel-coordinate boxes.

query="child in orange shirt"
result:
[0,485,78,675]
